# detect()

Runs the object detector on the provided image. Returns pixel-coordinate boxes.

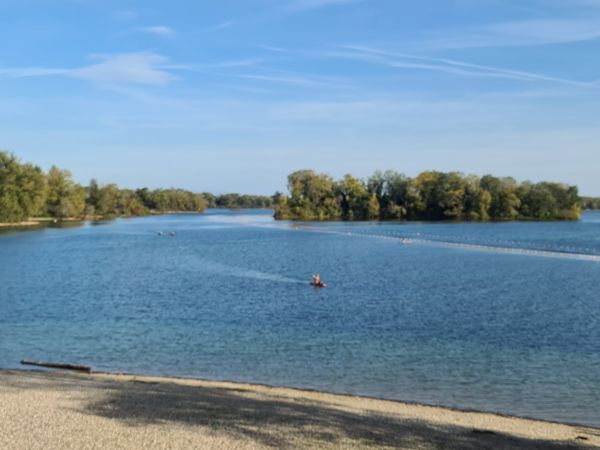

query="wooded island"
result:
[273,169,585,221]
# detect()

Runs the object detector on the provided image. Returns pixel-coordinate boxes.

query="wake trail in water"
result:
[196,259,306,284]
[258,224,600,263]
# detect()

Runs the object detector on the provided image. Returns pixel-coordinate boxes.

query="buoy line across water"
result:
[257,224,600,263]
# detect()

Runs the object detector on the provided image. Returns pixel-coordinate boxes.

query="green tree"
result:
[287,170,340,220]
[85,179,101,217]
[0,151,46,222]
[582,197,600,210]
[45,166,86,219]
[480,175,520,220]
[95,183,120,217]
[463,175,491,221]
[117,189,147,217]
[146,189,207,213]
[437,172,466,219]
[202,192,217,208]
[135,187,156,210]
[367,170,408,219]
[519,182,580,220]
[408,171,448,219]
[273,192,291,219]
[337,174,374,220]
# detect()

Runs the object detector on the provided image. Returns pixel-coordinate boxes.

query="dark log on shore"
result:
[20,360,91,373]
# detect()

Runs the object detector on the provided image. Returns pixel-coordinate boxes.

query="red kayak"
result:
[310,282,327,288]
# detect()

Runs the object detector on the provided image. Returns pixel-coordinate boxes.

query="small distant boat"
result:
[169,231,176,237]
[310,281,327,288]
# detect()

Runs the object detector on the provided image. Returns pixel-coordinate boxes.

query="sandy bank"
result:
[0,369,597,449]
[0,217,84,228]
[0,221,41,228]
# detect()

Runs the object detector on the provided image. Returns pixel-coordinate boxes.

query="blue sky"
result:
[1,0,599,195]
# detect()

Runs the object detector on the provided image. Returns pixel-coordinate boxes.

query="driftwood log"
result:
[20,360,92,373]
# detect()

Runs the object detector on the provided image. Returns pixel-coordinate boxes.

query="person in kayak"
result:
[312,273,321,286]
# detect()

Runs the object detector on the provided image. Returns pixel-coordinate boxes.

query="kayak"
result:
[310,282,327,288]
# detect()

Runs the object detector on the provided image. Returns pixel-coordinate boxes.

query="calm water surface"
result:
[1,210,599,427]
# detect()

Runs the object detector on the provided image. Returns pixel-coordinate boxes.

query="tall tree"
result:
[367,170,408,219]
[96,184,120,217]
[286,170,340,220]
[337,174,377,220]
[463,175,491,221]
[481,175,521,220]
[45,166,86,219]
[0,151,46,222]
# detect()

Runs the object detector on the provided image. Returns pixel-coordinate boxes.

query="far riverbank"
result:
[0,217,85,228]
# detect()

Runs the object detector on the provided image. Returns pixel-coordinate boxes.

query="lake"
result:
[1,210,599,427]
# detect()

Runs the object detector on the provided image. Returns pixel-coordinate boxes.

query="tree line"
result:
[273,170,582,221]
[582,197,600,210]
[0,151,269,223]
[202,192,273,209]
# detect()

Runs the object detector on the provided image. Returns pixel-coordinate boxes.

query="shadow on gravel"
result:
[2,370,594,450]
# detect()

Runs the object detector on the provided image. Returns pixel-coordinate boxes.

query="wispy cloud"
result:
[231,64,356,90]
[0,67,67,78]
[71,53,174,85]
[138,25,176,38]
[325,45,594,87]
[0,52,175,86]
[423,18,600,49]
[237,74,327,87]
[165,58,263,73]
[257,45,288,53]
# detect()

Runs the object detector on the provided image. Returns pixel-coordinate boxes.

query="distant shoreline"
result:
[3,209,599,229]
[0,220,41,228]
[0,208,271,229]
[0,217,84,228]
[1,369,597,449]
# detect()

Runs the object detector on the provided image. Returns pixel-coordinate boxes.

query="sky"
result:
[1,0,599,195]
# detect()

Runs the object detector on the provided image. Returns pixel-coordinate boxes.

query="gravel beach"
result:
[0,369,598,449]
